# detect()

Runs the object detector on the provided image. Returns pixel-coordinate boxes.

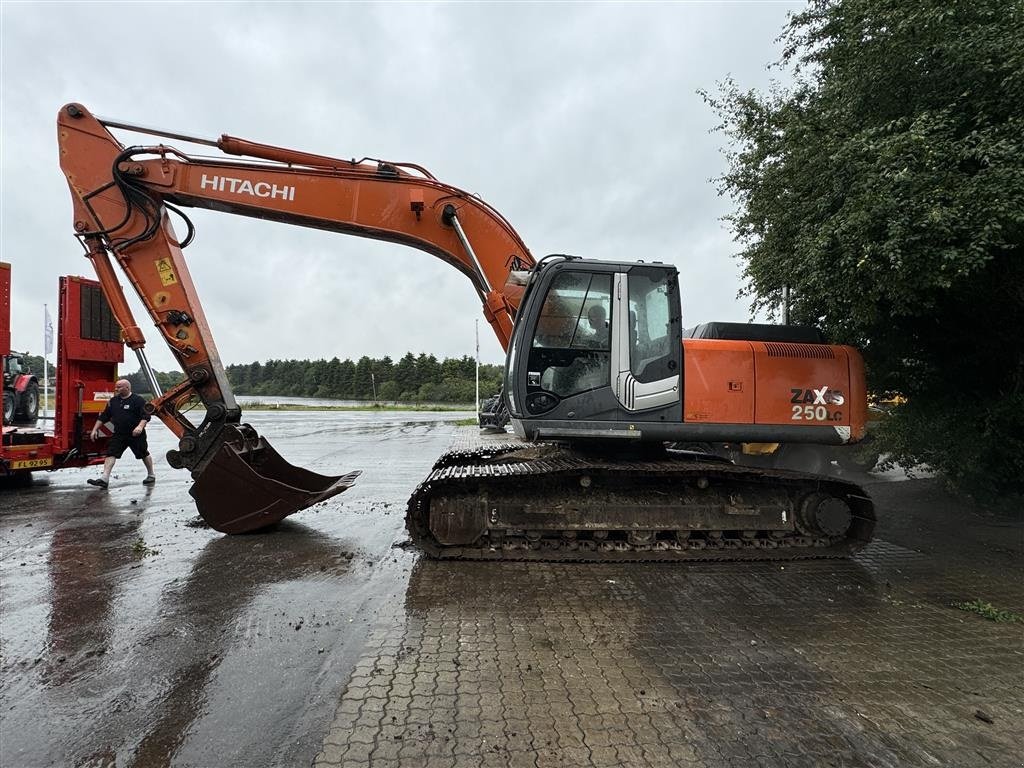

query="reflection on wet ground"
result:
[46,497,143,655]
[118,524,354,767]
[1,411,454,768]
[3,413,1022,768]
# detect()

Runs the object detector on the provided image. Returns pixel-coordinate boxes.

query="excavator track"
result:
[406,444,875,562]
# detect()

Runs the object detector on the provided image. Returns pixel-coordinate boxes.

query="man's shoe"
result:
[142,476,156,486]
[87,478,109,489]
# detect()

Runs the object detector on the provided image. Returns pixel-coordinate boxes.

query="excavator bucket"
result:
[189,425,360,534]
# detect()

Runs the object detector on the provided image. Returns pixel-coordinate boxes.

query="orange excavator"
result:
[57,103,874,559]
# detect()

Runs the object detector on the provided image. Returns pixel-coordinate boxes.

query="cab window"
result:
[627,269,675,383]
[529,272,612,399]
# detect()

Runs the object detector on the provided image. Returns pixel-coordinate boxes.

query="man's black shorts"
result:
[106,432,149,460]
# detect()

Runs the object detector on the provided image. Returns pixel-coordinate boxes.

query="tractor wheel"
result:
[16,381,39,422]
[2,390,14,426]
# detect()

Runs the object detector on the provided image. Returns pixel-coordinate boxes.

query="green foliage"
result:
[236,402,470,413]
[121,369,184,397]
[120,353,497,406]
[952,599,1024,624]
[224,354,501,404]
[704,0,1024,499]
[875,395,1024,500]
[19,355,54,378]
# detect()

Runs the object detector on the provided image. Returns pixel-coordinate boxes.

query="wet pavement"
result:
[1,413,1022,767]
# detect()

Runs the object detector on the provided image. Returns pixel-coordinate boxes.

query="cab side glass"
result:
[627,270,675,383]
[528,271,612,404]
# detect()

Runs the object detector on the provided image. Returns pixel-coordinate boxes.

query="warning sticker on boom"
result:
[155,258,178,286]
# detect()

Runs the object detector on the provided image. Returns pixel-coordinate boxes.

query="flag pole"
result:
[43,304,50,420]
[474,319,479,413]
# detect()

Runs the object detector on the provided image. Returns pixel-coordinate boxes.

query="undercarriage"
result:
[406,443,876,561]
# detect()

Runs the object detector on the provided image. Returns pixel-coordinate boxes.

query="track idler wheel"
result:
[797,492,853,538]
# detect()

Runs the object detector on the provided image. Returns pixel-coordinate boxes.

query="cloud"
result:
[1,2,797,370]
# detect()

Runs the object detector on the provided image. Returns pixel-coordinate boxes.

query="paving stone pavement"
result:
[316,435,1024,768]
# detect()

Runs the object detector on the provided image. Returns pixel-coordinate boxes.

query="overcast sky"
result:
[2,1,800,371]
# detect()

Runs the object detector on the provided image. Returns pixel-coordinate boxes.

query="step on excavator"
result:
[57,103,874,559]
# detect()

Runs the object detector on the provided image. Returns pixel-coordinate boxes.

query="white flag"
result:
[44,305,54,356]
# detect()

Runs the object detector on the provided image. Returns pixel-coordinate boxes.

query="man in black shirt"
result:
[87,379,155,489]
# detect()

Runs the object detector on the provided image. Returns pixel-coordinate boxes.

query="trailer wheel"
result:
[0,471,33,488]
[2,390,14,425]
[16,381,39,422]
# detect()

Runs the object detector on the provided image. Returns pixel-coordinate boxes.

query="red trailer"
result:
[1,262,123,479]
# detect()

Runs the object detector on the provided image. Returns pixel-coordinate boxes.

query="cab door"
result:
[611,265,681,411]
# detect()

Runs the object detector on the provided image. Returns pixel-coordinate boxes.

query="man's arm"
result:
[90,403,112,440]
[131,397,151,437]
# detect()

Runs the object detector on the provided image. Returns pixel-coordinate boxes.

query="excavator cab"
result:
[504,258,683,442]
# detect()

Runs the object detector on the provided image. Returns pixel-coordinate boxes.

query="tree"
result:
[377,380,401,401]
[325,357,344,397]
[21,355,54,379]
[155,370,184,391]
[119,368,184,397]
[704,0,1024,499]
[416,353,441,386]
[374,355,394,386]
[478,364,504,399]
[337,359,356,398]
[305,358,327,395]
[353,356,374,399]
[246,361,263,392]
[394,352,418,394]
[442,355,475,381]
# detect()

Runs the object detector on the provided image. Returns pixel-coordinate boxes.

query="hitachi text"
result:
[199,174,295,201]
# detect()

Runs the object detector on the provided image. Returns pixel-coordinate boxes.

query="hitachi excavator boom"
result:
[57,103,531,532]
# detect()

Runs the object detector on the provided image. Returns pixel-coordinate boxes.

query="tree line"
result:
[227,353,503,403]
[26,351,503,405]
[121,353,503,404]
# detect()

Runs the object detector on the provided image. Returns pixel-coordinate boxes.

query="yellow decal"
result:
[11,458,53,470]
[155,258,178,286]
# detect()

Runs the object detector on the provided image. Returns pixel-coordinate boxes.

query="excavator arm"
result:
[58,103,534,532]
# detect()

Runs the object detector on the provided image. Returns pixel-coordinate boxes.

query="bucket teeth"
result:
[189,424,359,534]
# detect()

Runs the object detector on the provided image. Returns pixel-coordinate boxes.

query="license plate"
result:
[10,458,53,470]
